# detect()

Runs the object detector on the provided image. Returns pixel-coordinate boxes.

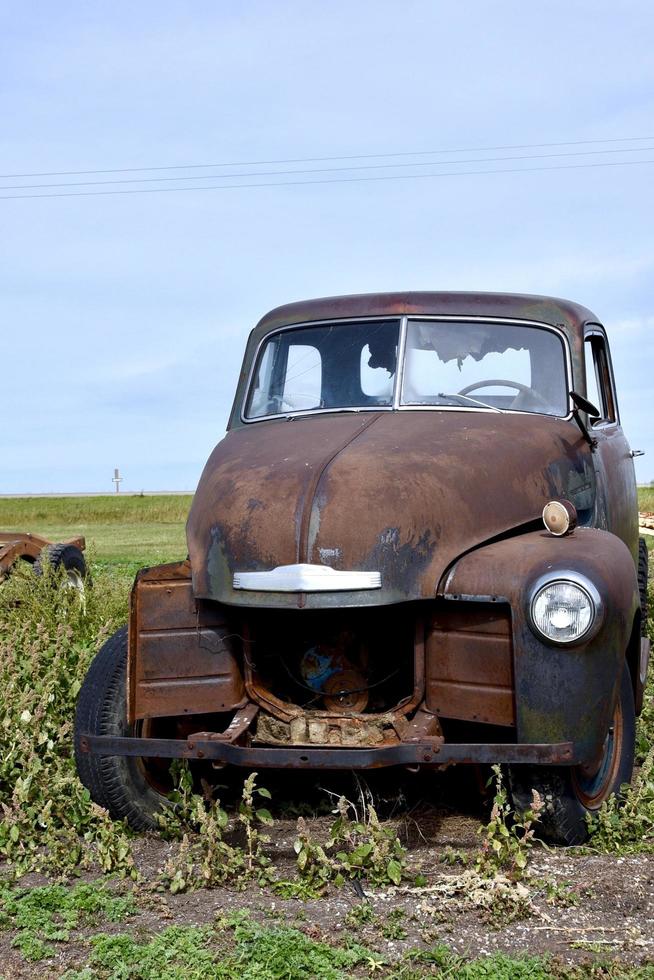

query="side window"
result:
[584,334,616,424]
[246,339,322,417]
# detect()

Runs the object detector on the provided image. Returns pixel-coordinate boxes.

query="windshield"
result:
[245,319,400,418]
[401,320,568,416]
[244,318,569,420]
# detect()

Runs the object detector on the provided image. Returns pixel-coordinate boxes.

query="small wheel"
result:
[35,543,87,594]
[74,626,169,830]
[508,661,635,845]
[638,537,649,636]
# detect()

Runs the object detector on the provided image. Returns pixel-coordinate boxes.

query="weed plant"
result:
[587,578,654,853]
[477,766,543,879]
[158,767,275,892]
[0,559,134,876]
[294,795,406,889]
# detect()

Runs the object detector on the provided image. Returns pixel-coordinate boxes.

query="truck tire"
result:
[74,626,168,830]
[35,543,87,593]
[508,661,635,845]
[638,537,649,635]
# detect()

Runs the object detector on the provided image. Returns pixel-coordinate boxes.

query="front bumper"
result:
[78,734,576,768]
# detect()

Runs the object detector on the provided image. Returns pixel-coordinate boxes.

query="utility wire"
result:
[3,144,654,192]
[2,135,654,180]
[2,156,653,201]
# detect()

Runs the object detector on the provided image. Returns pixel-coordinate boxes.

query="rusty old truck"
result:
[75,292,649,844]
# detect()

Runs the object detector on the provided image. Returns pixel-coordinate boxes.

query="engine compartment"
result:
[243,606,416,716]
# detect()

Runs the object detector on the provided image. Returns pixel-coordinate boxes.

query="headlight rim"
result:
[528,572,603,646]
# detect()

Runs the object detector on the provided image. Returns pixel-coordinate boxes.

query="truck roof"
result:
[252,291,600,342]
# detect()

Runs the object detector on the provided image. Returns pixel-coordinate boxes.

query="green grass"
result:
[49,913,654,979]
[639,486,654,512]
[0,881,135,962]
[0,495,192,566]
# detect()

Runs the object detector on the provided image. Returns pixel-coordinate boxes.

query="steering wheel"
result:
[458,379,551,411]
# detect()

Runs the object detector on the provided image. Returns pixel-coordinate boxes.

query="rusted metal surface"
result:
[187,411,601,608]
[443,528,640,766]
[83,291,643,779]
[0,531,85,576]
[128,560,245,723]
[186,703,259,744]
[426,602,515,727]
[79,732,576,767]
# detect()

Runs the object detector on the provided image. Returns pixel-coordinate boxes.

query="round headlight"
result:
[531,580,595,643]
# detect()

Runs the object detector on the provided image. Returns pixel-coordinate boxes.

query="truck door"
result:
[584,325,639,557]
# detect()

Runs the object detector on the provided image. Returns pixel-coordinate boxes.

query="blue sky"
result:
[1,1,653,492]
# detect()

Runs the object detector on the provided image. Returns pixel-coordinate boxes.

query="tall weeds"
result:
[0,560,135,876]
[587,577,654,852]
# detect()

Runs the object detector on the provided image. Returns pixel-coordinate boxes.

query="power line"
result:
[2,155,653,201]
[3,144,654,192]
[2,135,654,180]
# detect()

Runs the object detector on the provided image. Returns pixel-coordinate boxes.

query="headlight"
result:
[530,579,596,644]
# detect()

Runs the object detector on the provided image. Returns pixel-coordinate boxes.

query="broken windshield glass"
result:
[401,320,568,416]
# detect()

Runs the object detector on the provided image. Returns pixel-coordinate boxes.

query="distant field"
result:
[0,495,193,568]
[1,490,652,566]
[640,485,654,512]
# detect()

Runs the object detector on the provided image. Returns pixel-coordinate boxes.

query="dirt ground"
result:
[2,769,653,978]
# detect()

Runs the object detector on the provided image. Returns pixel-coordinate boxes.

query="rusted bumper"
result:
[78,734,575,768]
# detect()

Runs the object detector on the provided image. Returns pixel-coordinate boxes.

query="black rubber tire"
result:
[74,626,168,830]
[35,543,87,586]
[508,661,635,846]
[638,537,649,636]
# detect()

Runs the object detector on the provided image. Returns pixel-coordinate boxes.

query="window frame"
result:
[241,315,574,424]
[583,325,619,427]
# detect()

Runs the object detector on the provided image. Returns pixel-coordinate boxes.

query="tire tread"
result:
[74,627,164,830]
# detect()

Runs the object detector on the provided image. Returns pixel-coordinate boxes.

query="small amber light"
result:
[542,499,578,537]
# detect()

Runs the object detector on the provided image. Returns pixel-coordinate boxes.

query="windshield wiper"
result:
[438,393,504,414]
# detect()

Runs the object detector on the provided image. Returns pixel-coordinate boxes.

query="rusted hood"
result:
[186,411,596,608]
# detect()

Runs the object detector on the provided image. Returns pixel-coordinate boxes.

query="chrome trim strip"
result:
[392,315,408,409]
[233,563,382,592]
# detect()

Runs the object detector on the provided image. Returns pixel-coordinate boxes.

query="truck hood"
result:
[186,411,596,608]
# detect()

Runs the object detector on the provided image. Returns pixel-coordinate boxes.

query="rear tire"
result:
[35,543,87,593]
[74,626,168,830]
[508,661,635,845]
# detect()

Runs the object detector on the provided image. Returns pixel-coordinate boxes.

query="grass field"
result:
[0,494,193,568]
[1,490,652,567]
[640,485,654,512]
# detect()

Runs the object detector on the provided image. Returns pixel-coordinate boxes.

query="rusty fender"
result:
[441,527,640,766]
[127,560,245,724]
